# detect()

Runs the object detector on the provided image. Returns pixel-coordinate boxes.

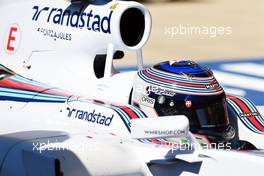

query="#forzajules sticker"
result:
[37,27,72,41]
[145,85,176,97]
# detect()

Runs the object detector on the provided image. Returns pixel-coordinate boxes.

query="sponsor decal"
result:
[110,3,118,10]
[3,23,21,54]
[66,107,113,126]
[32,5,113,34]
[240,112,259,118]
[205,80,220,90]
[144,130,187,137]
[146,85,176,97]
[185,100,192,108]
[37,27,72,41]
[140,95,155,107]
[227,95,264,133]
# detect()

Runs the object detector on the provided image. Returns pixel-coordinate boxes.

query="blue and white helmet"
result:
[132,60,235,142]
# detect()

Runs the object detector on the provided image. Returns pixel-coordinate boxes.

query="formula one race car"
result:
[0,0,264,176]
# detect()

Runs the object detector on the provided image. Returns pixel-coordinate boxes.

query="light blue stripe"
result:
[245,98,264,127]
[240,97,264,127]
[10,76,53,89]
[0,91,67,101]
[158,138,168,143]
[0,89,67,101]
[240,96,257,112]
[148,68,214,84]
[0,87,67,100]
[227,99,243,113]
[149,68,211,83]
[110,106,131,125]
[140,71,205,91]
[111,106,131,122]
[129,105,146,119]
[12,77,54,91]
[143,139,153,145]
[0,86,66,99]
[227,99,260,133]
[140,71,223,93]
[139,72,222,94]
[243,118,261,134]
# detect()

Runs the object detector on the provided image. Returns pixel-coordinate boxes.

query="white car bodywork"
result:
[1,96,264,176]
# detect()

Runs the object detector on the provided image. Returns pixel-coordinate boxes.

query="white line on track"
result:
[220,63,264,77]
[213,70,264,92]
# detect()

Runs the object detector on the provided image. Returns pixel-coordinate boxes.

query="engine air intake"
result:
[120,8,145,47]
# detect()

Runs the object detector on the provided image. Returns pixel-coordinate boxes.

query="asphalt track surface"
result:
[116,0,264,65]
[115,0,264,105]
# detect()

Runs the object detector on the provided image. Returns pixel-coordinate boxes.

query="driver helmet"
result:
[132,60,235,143]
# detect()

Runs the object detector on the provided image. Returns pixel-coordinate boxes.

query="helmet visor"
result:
[156,95,229,129]
[181,100,229,129]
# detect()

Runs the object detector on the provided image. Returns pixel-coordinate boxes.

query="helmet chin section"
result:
[192,125,236,143]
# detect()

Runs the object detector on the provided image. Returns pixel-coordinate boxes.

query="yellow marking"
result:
[110,3,118,10]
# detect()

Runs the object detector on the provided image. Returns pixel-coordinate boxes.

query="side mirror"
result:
[131,115,189,139]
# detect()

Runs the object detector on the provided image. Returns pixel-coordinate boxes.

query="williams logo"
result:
[32,6,113,34]
[205,81,220,90]
[240,112,259,118]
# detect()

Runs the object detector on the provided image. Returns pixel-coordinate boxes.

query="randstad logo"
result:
[66,107,114,126]
[32,6,113,34]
